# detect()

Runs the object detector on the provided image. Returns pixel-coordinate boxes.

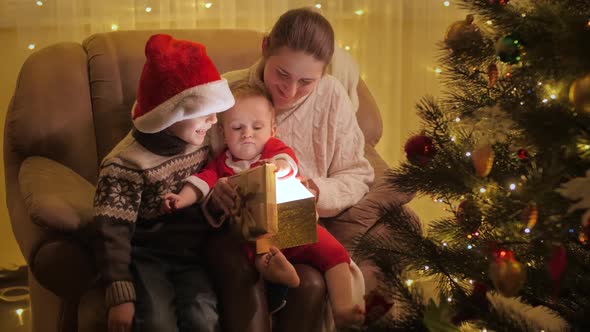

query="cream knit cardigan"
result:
[220,59,374,218]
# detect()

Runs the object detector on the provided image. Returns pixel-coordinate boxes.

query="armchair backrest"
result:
[5,29,384,187]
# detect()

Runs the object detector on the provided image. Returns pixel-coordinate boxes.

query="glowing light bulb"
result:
[443,1,450,7]
[479,187,486,193]
[344,45,351,51]
[486,20,493,25]
[355,9,364,15]
[466,152,472,157]
[455,117,460,122]
[145,6,152,12]
[204,2,212,8]
[406,279,414,286]
[36,1,43,6]
[435,68,442,74]
[509,183,516,190]
[315,3,321,9]
[28,44,35,50]
[111,24,119,31]
[15,309,24,326]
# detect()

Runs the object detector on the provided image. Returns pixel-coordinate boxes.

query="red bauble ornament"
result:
[517,148,529,162]
[488,0,510,5]
[487,63,499,88]
[404,135,436,165]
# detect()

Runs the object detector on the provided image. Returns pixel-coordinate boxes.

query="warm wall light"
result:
[354,9,364,16]
[36,1,43,6]
[28,44,35,50]
[315,3,321,9]
[111,24,119,31]
[204,2,212,8]
[145,6,152,12]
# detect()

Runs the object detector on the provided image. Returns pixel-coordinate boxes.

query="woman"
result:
[205,7,374,331]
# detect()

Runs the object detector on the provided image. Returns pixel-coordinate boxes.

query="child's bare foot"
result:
[255,247,300,287]
[333,303,365,328]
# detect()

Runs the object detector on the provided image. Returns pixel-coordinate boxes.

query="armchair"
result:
[4,29,417,332]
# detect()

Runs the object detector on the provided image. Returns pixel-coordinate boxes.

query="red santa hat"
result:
[131,34,234,133]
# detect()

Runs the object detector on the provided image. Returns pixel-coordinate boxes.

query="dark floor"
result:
[0,266,30,331]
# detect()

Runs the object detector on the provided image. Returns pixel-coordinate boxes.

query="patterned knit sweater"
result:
[91,129,212,307]
[220,59,374,218]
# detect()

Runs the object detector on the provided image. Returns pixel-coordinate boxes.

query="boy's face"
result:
[168,113,217,146]
[222,95,275,161]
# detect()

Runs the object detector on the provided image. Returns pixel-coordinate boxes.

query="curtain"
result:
[0,0,466,268]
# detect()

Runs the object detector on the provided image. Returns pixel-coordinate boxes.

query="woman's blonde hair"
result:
[264,8,334,66]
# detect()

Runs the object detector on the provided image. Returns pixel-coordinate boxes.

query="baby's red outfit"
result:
[186,137,350,272]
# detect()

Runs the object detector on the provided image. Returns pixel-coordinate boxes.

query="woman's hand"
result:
[210,177,238,215]
[297,175,320,201]
[108,302,134,332]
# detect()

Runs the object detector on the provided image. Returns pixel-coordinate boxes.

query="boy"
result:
[90,34,234,331]
[162,80,365,327]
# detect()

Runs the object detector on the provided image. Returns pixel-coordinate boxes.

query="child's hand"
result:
[210,177,238,216]
[273,159,292,178]
[108,302,134,332]
[162,193,185,213]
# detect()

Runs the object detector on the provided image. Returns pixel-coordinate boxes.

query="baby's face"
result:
[222,95,274,161]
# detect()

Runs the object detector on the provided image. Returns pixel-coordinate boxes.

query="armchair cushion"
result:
[322,145,416,250]
[19,156,95,232]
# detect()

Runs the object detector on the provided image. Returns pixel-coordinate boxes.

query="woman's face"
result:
[263,47,325,109]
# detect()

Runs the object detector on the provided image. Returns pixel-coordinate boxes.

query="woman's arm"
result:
[311,83,374,217]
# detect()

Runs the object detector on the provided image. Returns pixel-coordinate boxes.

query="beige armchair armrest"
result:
[18,156,98,298]
[19,156,95,232]
[322,145,417,250]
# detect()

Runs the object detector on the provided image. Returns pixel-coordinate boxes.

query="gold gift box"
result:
[227,164,318,253]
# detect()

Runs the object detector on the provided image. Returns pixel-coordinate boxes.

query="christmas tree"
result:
[356,0,590,331]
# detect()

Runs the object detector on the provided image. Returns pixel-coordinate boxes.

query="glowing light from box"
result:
[276,177,314,204]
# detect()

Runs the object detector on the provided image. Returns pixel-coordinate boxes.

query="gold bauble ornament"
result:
[472,145,494,177]
[444,14,483,52]
[569,73,590,114]
[489,250,526,297]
